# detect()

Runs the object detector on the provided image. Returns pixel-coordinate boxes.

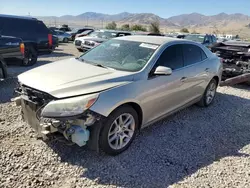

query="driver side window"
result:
[155,44,184,70]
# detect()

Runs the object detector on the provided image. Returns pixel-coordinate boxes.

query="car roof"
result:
[97,29,131,33]
[0,14,37,20]
[115,35,182,45]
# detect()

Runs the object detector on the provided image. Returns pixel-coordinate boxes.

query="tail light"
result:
[48,34,53,47]
[20,43,25,55]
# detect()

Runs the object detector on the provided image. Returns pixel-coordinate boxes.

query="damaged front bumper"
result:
[13,95,106,152]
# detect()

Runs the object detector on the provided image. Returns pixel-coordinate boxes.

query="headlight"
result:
[248,48,250,52]
[41,94,99,118]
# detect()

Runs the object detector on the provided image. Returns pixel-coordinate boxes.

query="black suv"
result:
[0,35,27,77]
[0,14,57,66]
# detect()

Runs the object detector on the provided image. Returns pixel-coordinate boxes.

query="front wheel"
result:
[197,78,218,107]
[63,38,69,43]
[100,105,138,155]
[22,47,38,66]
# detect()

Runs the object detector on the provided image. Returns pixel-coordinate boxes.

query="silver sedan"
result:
[54,30,72,43]
[15,36,222,155]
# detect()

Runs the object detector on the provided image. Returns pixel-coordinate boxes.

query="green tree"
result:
[120,24,130,31]
[180,28,189,33]
[105,21,117,30]
[131,24,147,32]
[149,21,160,34]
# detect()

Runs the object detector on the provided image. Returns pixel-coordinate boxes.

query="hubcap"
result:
[206,82,216,104]
[108,113,135,150]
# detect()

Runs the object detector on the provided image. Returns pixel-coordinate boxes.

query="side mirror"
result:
[154,66,172,76]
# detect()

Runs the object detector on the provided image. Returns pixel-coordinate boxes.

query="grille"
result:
[84,41,95,46]
[19,84,53,106]
[75,40,82,46]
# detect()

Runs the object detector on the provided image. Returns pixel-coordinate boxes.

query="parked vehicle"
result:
[68,28,94,41]
[59,25,71,32]
[52,30,71,43]
[14,36,222,155]
[48,27,59,31]
[0,14,57,66]
[0,35,28,67]
[133,32,164,36]
[184,34,217,49]
[75,30,131,52]
[211,41,250,85]
[75,29,94,39]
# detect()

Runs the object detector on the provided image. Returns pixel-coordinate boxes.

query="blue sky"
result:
[0,0,250,18]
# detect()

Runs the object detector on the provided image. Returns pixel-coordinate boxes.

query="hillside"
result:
[38,12,250,37]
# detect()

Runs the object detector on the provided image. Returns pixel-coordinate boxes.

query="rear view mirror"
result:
[154,66,172,75]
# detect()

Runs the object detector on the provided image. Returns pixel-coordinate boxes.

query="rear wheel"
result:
[22,47,38,66]
[63,38,69,43]
[197,78,218,107]
[100,105,138,155]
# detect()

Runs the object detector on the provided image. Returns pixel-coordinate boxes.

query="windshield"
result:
[184,35,205,43]
[79,39,158,72]
[89,31,116,39]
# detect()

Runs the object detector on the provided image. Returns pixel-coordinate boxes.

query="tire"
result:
[0,59,8,79]
[22,47,38,66]
[63,38,69,43]
[77,49,84,52]
[197,78,218,107]
[99,105,139,155]
[245,81,250,86]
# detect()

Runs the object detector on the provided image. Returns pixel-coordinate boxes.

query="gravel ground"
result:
[1,43,250,188]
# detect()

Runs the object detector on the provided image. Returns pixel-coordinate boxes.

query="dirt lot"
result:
[1,43,250,188]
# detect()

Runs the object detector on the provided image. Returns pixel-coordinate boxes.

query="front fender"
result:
[90,82,142,117]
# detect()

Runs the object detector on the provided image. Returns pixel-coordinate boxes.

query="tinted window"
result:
[156,45,183,70]
[212,36,217,43]
[201,49,207,60]
[182,44,202,66]
[0,18,49,39]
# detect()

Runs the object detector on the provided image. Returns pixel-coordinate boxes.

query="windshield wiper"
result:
[77,58,115,70]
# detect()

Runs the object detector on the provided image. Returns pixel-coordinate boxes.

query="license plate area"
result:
[21,99,42,135]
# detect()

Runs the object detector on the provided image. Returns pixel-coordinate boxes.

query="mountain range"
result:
[39,12,250,37]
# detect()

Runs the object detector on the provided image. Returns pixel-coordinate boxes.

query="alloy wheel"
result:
[108,113,135,150]
[206,82,216,105]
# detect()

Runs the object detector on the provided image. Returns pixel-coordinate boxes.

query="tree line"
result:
[105,21,160,33]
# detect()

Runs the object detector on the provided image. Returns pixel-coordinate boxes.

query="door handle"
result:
[205,68,210,72]
[180,77,187,82]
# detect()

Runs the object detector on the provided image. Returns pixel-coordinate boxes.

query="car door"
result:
[181,44,210,102]
[141,44,191,124]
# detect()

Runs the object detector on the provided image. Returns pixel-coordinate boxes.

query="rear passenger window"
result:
[156,45,183,70]
[201,49,207,60]
[182,44,202,66]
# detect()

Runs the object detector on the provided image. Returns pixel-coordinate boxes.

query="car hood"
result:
[75,36,98,42]
[85,38,107,43]
[18,58,134,98]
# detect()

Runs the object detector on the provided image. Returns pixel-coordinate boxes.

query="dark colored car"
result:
[184,34,217,49]
[79,30,131,51]
[68,28,94,41]
[0,14,57,66]
[0,35,26,78]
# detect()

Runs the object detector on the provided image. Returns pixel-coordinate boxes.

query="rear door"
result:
[181,44,210,101]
